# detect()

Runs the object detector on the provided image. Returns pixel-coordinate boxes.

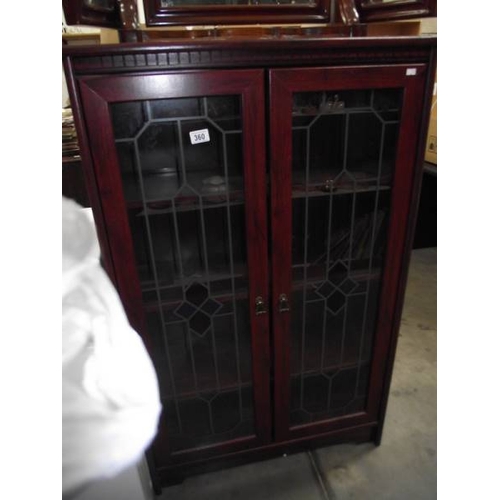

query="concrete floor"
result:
[160,248,437,500]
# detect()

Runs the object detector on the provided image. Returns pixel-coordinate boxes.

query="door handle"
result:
[255,296,267,316]
[278,293,290,313]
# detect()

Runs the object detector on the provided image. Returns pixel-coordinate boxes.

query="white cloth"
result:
[62,197,162,494]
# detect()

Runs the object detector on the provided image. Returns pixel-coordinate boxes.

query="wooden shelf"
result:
[291,358,370,379]
[123,172,245,209]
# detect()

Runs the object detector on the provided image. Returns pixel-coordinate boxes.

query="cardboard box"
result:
[424,79,437,164]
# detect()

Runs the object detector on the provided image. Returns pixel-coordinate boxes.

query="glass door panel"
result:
[108,92,258,453]
[79,69,270,460]
[289,87,402,425]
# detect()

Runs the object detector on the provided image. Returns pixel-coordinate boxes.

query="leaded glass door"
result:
[78,70,271,467]
[270,65,427,441]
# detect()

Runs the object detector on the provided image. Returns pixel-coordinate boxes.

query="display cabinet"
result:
[63,34,436,490]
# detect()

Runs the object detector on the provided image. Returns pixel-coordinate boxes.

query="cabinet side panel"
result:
[366,67,429,420]
[78,78,148,340]
[373,51,436,444]
[63,57,116,285]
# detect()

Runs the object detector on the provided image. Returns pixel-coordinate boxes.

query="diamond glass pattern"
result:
[316,281,335,299]
[339,277,358,295]
[328,261,348,284]
[186,283,208,306]
[327,290,345,314]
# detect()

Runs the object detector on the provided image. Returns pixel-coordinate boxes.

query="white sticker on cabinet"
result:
[406,68,417,76]
[189,128,210,145]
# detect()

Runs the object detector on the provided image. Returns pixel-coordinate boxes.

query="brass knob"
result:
[278,294,290,313]
[255,296,267,316]
[323,179,336,192]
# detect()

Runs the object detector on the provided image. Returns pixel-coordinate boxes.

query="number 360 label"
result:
[189,128,210,145]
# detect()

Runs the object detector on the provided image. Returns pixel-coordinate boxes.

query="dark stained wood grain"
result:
[78,77,149,344]
[364,65,428,419]
[63,36,435,76]
[63,57,117,284]
[269,70,293,443]
[157,421,376,484]
[240,71,272,446]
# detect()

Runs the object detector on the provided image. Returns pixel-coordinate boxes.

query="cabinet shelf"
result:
[156,360,253,402]
[292,169,392,198]
[139,261,247,299]
[150,310,253,401]
[129,197,245,215]
[292,262,382,291]
[122,171,245,208]
[161,379,253,403]
[142,289,249,313]
[290,358,370,380]
[292,183,390,199]
[292,107,400,118]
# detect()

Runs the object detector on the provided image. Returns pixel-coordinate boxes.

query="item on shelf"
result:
[62,107,80,159]
[201,175,228,200]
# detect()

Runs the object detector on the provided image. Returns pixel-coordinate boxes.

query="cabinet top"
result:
[63,32,436,52]
[63,34,436,74]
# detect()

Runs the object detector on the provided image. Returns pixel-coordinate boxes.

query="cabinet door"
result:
[78,70,271,468]
[270,65,427,441]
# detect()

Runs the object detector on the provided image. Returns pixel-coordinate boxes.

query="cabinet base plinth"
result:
[156,422,377,489]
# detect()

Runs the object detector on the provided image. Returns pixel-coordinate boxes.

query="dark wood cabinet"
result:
[63,34,436,490]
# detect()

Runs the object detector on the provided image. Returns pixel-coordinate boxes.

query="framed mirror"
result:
[63,0,120,27]
[143,0,333,26]
[354,0,436,22]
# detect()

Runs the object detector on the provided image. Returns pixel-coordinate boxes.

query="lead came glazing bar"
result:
[320,185,334,374]
[132,101,183,432]
[289,87,402,423]
[299,117,311,412]
[338,113,354,369]
[222,109,244,422]
[354,119,387,398]
[197,195,222,393]
[166,115,203,399]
